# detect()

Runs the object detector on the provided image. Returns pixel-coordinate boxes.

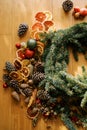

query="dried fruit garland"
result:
[2,10,87,130]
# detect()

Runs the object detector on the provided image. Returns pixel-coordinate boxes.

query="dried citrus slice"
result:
[30,30,37,38]
[22,59,30,66]
[16,48,25,60]
[43,20,54,31]
[44,11,52,20]
[37,41,45,48]
[35,12,46,22]
[14,58,22,70]
[9,71,20,80]
[31,22,44,31]
[27,106,39,119]
[20,66,30,77]
[36,44,44,55]
[34,31,43,40]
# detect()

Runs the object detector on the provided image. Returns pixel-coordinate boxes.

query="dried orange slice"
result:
[44,11,52,20]
[9,71,20,80]
[14,58,22,70]
[16,48,25,60]
[36,44,44,56]
[20,66,30,77]
[43,20,54,31]
[37,41,45,48]
[30,30,37,39]
[22,59,30,66]
[31,22,44,31]
[35,12,46,22]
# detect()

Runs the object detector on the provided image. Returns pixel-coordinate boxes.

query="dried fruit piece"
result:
[35,12,46,22]
[44,11,52,21]
[9,71,20,80]
[27,107,39,119]
[36,44,44,55]
[33,31,41,40]
[16,48,25,60]
[43,20,54,31]
[20,67,30,77]
[11,91,20,102]
[22,59,30,66]
[31,22,44,31]
[14,58,22,70]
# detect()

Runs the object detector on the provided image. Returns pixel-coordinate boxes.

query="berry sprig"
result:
[73,7,87,19]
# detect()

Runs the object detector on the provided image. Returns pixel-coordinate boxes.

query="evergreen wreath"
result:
[38,22,87,130]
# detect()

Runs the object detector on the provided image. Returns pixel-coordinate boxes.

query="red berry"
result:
[20,54,25,59]
[25,49,34,58]
[74,7,80,13]
[3,83,8,88]
[80,8,87,16]
[36,99,41,104]
[16,43,21,49]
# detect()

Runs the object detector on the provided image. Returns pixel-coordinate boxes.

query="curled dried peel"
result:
[27,89,37,108]
[27,89,38,119]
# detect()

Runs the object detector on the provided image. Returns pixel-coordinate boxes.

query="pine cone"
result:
[3,74,11,82]
[37,90,50,101]
[34,62,44,73]
[18,23,28,37]
[9,80,20,93]
[5,61,16,73]
[22,88,32,97]
[32,72,45,85]
[62,0,73,12]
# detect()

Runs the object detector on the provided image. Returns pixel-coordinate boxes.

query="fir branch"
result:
[81,91,87,108]
[61,113,76,130]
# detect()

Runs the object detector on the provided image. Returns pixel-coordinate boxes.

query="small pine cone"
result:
[34,62,44,73]
[37,90,50,101]
[62,0,73,12]
[5,61,16,73]
[9,80,20,93]
[32,72,45,85]
[18,23,28,37]
[3,74,11,82]
[22,88,32,97]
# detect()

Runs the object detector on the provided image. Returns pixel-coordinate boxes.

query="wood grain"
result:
[0,0,87,130]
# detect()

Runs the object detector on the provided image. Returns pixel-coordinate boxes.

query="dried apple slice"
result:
[35,12,46,22]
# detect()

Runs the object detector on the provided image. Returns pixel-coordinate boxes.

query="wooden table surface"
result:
[0,0,87,130]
